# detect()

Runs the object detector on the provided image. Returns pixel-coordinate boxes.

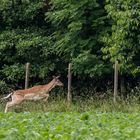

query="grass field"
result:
[0,96,140,139]
[0,112,140,140]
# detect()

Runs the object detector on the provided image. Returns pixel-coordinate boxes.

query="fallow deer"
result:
[3,76,63,113]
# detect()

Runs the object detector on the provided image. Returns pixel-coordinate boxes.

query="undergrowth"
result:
[0,93,140,113]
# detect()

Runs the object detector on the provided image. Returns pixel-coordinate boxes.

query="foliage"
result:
[0,0,140,94]
[0,0,55,89]
[102,0,140,75]
[0,0,44,28]
[0,112,140,139]
[0,80,11,94]
[0,28,55,88]
[46,0,109,78]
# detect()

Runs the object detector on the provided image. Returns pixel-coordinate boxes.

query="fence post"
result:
[25,62,30,89]
[67,63,72,106]
[114,60,118,103]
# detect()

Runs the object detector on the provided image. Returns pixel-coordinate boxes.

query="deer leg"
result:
[41,94,49,111]
[45,94,49,101]
[42,94,49,102]
[5,101,14,113]
[5,95,23,113]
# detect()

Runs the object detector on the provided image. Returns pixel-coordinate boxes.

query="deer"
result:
[2,76,63,113]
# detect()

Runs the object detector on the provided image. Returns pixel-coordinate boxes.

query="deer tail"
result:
[1,92,13,100]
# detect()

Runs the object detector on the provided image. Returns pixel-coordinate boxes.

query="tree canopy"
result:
[0,0,140,94]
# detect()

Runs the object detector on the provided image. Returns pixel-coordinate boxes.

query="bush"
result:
[0,80,11,95]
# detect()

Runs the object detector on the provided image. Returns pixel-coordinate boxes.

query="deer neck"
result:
[44,80,56,92]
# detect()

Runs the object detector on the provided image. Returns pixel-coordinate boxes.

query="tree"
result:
[102,0,140,76]
[46,0,110,78]
[101,0,140,93]
[0,0,53,92]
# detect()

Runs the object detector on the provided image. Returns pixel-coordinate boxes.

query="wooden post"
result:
[114,60,118,103]
[67,63,72,106]
[25,62,30,89]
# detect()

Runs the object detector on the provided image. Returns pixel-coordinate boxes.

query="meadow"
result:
[0,95,140,139]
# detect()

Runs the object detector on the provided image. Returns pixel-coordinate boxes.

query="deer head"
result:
[53,76,63,86]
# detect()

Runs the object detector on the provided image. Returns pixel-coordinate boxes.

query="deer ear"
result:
[56,75,60,79]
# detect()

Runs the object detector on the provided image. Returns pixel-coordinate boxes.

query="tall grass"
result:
[1,92,140,113]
